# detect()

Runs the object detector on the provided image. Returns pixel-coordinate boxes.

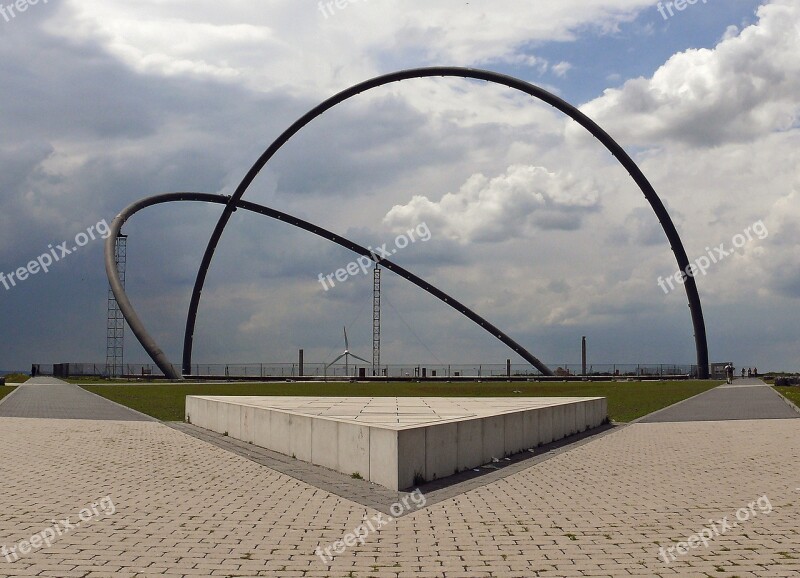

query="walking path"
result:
[0,377,153,421]
[640,377,800,422]
[0,377,797,577]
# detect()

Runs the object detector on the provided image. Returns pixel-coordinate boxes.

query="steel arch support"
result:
[105,192,554,379]
[183,66,709,379]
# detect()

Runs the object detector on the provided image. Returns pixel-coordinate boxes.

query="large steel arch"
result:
[184,66,709,379]
[105,192,553,379]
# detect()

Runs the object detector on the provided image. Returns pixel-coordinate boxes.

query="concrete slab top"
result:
[187,396,604,430]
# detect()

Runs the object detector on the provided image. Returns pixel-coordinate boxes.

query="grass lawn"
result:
[775,387,800,410]
[4,374,29,384]
[83,380,720,423]
[0,387,17,401]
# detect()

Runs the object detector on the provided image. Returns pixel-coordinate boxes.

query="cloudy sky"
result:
[1,0,798,373]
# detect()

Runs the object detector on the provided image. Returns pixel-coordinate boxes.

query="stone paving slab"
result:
[0,415,798,576]
[187,396,604,427]
[0,378,154,421]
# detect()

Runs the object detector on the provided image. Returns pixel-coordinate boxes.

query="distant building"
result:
[710,362,732,380]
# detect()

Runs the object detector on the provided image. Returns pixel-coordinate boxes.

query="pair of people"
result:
[741,367,758,378]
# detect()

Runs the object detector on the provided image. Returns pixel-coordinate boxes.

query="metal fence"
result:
[32,362,701,379]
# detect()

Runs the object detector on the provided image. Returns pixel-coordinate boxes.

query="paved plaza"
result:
[0,378,798,577]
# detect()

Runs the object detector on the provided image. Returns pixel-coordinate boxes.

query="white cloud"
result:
[580,0,800,146]
[752,184,800,299]
[383,165,601,244]
[54,0,654,96]
[552,62,573,78]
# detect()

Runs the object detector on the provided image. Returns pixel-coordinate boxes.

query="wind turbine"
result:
[326,327,371,376]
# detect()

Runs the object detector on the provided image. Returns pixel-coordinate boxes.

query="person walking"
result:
[741,368,746,378]
[725,363,733,384]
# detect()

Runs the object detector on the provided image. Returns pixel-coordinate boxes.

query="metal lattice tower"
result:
[372,264,381,376]
[106,235,127,378]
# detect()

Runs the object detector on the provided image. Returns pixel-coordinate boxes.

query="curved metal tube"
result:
[184,66,709,378]
[105,192,554,379]
[105,195,191,378]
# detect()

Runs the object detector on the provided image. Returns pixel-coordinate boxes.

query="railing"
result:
[31,362,700,379]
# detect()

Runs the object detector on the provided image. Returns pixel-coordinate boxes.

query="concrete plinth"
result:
[185,396,607,490]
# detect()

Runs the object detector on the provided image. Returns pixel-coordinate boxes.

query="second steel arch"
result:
[183,66,710,379]
[105,192,553,378]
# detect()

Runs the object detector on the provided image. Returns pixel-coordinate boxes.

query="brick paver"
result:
[0,415,798,575]
[0,381,798,576]
[170,419,621,514]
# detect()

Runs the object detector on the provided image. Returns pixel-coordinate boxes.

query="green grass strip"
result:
[83,380,720,423]
[775,386,800,410]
